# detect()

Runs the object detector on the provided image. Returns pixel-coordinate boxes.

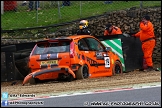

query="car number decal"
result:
[104,57,110,68]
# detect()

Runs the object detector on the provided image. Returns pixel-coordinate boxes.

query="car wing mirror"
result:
[105,47,112,52]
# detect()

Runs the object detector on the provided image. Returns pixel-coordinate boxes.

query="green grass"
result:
[1,1,161,30]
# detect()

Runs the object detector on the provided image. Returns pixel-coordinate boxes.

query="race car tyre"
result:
[29,77,36,84]
[76,64,89,79]
[67,74,74,82]
[29,78,39,85]
[112,61,123,75]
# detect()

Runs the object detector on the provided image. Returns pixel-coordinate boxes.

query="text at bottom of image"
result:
[84,101,160,106]
[1,100,44,106]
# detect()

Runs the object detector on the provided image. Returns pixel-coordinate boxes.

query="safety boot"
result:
[146,66,154,72]
[139,69,144,71]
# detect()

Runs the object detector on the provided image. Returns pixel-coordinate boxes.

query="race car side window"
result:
[84,38,104,51]
[78,39,89,51]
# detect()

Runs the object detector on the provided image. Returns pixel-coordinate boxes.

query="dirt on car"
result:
[1,69,161,96]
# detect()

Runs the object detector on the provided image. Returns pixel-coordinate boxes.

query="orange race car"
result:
[22,35,123,85]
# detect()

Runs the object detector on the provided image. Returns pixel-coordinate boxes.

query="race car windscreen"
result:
[32,41,70,55]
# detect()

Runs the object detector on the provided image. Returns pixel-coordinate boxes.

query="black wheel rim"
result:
[115,64,121,74]
[83,66,88,78]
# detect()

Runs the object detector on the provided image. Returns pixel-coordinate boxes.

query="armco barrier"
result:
[97,34,143,72]
[1,42,36,51]
[1,45,30,82]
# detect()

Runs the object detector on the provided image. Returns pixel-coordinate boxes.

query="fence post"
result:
[140,1,143,9]
[36,1,38,23]
[80,1,82,17]
[57,1,61,19]
[1,1,4,14]
[139,1,143,19]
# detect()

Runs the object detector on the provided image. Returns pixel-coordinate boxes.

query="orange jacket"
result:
[134,21,155,42]
[104,26,122,36]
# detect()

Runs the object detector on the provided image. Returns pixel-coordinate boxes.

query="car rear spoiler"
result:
[36,37,72,44]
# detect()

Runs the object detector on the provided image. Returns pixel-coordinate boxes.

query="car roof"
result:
[68,35,94,39]
[37,35,95,44]
[68,35,92,38]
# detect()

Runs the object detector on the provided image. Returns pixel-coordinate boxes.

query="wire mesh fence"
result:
[1,1,161,30]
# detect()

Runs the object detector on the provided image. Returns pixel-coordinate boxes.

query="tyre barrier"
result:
[14,52,30,60]
[1,45,16,52]
[15,57,30,78]
[1,45,32,82]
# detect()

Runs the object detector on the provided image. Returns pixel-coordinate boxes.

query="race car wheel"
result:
[29,77,36,84]
[76,65,89,79]
[29,78,39,85]
[67,74,74,82]
[113,61,123,75]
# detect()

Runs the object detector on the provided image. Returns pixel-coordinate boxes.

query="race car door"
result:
[83,37,111,78]
[77,38,96,75]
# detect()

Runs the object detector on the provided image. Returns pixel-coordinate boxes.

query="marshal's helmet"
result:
[79,20,88,29]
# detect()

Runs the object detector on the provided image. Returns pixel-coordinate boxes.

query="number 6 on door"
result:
[104,57,110,68]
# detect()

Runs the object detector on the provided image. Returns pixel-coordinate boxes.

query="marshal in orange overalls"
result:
[134,16,155,70]
[104,24,122,36]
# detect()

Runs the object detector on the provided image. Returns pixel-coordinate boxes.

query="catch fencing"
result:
[1,1,161,30]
